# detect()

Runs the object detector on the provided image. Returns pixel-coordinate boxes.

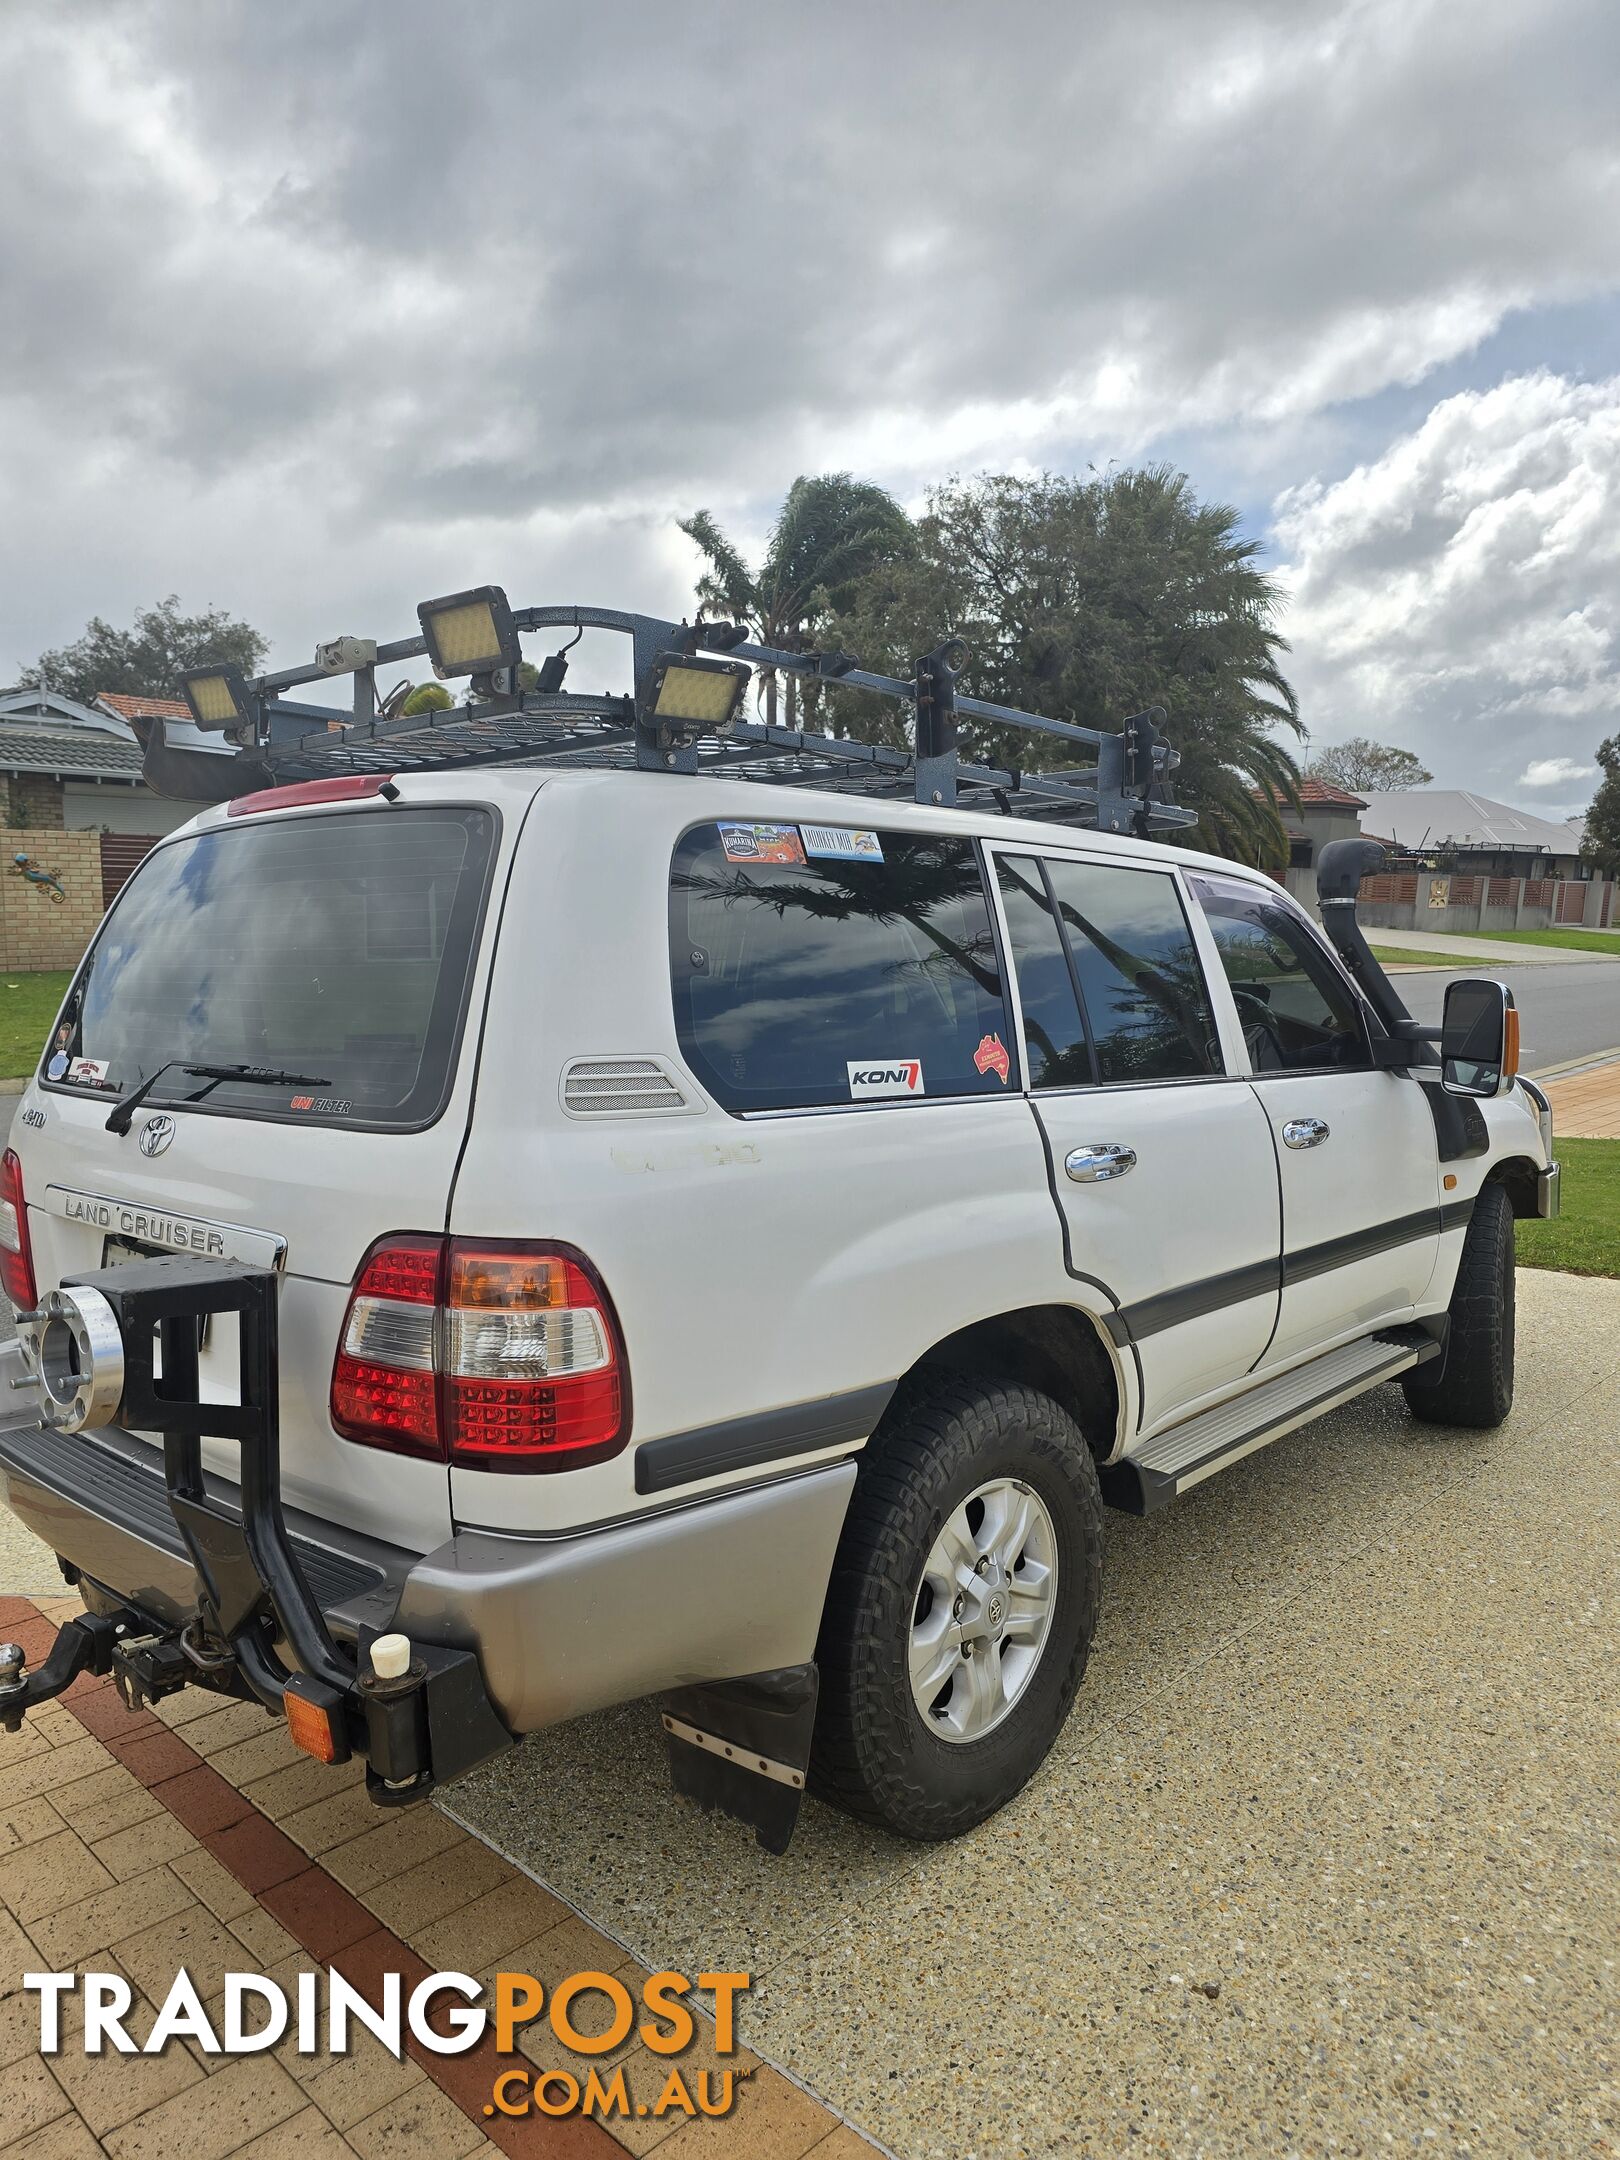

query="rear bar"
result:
[4,1255,512,1803]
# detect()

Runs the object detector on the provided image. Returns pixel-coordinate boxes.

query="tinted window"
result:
[45,807,495,1129]
[670,823,1014,1111]
[1043,859,1220,1084]
[995,857,1093,1088]
[1190,874,1371,1072]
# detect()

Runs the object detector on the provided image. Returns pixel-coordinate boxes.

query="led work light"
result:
[179,665,252,731]
[647,653,750,734]
[416,585,521,679]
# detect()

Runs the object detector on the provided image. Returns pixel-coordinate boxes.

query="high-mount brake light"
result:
[330,1236,628,1470]
[227,774,397,817]
[0,1149,36,1311]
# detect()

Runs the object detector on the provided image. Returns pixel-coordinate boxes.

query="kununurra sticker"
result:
[847,1059,924,1100]
[799,826,884,862]
[718,821,805,865]
[973,1033,1011,1084]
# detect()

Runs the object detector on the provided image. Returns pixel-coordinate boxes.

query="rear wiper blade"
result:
[106,1062,331,1136]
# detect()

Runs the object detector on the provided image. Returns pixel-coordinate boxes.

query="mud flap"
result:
[658,1664,818,1855]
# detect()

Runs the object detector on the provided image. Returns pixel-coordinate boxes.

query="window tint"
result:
[1042,859,1220,1084]
[670,823,1014,1111]
[1190,874,1371,1073]
[994,857,1093,1088]
[46,807,496,1128]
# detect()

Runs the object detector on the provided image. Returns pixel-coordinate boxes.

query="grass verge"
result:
[1369,945,1453,969]
[1450,928,1620,956]
[1515,1136,1620,1279]
[0,969,72,1078]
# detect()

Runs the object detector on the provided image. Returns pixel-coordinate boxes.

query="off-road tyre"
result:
[1401,1179,1515,1429]
[811,1373,1103,1841]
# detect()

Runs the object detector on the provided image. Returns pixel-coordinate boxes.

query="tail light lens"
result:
[330,1236,627,1472]
[0,1149,37,1311]
[330,1235,443,1457]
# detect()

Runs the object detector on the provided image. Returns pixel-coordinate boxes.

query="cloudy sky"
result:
[2,0,1617,813]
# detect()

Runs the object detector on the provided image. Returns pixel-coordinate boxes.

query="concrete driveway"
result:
[446,1266,1620,2160]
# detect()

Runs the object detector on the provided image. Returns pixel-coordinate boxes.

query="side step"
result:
[1102,1327,1441,1516]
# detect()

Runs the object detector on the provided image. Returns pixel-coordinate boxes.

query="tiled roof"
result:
[0,725,145,779]
[95,692,190,721]
[1253,779,1367,810]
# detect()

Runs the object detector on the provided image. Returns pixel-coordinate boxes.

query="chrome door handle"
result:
[1065,1143,1137,1183]
[1282,1117,1330,1150]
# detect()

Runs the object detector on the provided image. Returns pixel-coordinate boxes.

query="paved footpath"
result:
[1542,1055,1620,1138]
[0,1602,880,2160]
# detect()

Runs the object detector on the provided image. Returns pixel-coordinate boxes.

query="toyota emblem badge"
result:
[139,1114,176,1158]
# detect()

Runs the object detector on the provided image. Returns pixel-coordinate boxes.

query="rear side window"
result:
[1000,855,1220,1086]
[670,822,1015,1111]
[45,806,496,1130]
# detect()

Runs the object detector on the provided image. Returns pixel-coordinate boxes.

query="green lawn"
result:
[0,970,72,1078]
[1369,945,1451,969]
[1515,1136,1620,1279]
[1450,928,1620,956]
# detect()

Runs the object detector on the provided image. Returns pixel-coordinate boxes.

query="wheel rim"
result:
[908,1477,1059,1743]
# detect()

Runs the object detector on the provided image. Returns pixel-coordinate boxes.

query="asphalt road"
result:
[1396,956,1620,1071]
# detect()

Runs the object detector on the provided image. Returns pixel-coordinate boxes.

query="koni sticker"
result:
[718,821,805,865]
[973,1033,1011,1084]
[847,1058,924,1100]
[800,826,884,862]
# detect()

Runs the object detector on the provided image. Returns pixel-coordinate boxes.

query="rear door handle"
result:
[1282,1117,1330,1150]
[1065,1143,1136,1183]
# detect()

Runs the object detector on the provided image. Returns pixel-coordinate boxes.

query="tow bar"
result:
[4,1254,511,1802]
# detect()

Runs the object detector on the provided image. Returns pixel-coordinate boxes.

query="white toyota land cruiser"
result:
[0,594,1559,1851]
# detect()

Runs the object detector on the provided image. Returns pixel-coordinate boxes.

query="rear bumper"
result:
[0,1350,855,1735]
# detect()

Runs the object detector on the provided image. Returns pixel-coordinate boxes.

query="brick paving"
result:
[0,1596,879,2160]
[1541,1055,1620,1138]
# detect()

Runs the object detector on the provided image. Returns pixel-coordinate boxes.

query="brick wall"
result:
[0,826,108,971]
[5,772,66,829]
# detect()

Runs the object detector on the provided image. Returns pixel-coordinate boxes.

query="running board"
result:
[1101,1327,1441,1516]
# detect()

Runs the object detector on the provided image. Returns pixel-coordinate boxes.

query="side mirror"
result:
[1441,978,1518,1098]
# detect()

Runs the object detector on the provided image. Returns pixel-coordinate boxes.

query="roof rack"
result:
[139,596,1197,834]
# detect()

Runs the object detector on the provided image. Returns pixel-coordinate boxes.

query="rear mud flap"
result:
[658,1664,818,1855]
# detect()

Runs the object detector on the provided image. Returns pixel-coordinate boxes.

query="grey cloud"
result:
[1,0,1618,749]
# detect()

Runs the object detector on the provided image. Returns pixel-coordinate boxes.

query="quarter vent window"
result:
[562,1058,691,1116]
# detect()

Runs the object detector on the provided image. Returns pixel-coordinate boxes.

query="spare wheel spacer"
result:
[32,1284,126,1432]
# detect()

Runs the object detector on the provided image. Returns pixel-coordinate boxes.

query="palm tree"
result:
[829,468,1305,871]
[679,475,914,726]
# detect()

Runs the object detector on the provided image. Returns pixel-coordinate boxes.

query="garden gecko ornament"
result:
[12,853,66,903]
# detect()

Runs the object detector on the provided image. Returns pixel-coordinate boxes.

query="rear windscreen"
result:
[43,806,496,1129]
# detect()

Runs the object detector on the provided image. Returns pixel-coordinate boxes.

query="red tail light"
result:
[330,1235,443,1458]
[0,1149,37,1310]
[330,1236,628,1472]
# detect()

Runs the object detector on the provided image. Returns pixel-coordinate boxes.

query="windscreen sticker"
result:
[290,1095,351,1115]
[973,1033,1011,1084]
[799,825,884,862]
[67,1056,109,1087]
[847,1058,924,1100]
[718,821,805,865]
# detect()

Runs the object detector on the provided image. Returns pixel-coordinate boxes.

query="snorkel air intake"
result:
[1315,838,1436,1065]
